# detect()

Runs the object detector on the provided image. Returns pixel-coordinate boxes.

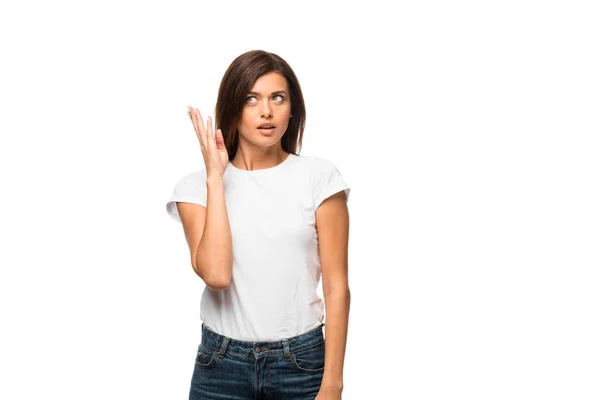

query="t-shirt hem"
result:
[314,185,350,210]
[166,197,207,223]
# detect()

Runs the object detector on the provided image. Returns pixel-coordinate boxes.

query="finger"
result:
[195,108,206,135]
[189,107,208,157]
[194,108,207,147]
[188,106,199,131]
[188,106,200,137]
[215,129,225,150]
[214,128,221,148]
[206,116,216,152]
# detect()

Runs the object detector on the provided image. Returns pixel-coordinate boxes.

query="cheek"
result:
[240,110,251,122]
[238,111,253,128]
[279,106,292,120]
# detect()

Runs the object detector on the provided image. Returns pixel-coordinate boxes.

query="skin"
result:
[231,71,292,171]
[186,71,291,174]
[187,109,229,179]
[315,189,350,399]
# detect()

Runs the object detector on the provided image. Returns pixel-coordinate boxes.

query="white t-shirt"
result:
[166,153,350,341]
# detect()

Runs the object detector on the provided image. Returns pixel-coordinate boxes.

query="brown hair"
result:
[214,50,306,160]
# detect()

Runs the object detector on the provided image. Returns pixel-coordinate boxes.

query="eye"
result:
[273,94,284,102]
[245,96,257,103]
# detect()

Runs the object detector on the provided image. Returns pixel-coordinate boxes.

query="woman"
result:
[166,50,351,399]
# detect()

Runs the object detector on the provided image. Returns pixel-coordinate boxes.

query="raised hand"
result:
[188,106,229,179]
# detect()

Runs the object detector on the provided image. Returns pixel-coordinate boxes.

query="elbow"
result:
[204,274,231,291]
[193,260,231,291]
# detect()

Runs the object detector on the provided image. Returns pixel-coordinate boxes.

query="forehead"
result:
[250,72,288,92]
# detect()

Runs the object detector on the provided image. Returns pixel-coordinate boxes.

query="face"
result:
[237,72,292,148]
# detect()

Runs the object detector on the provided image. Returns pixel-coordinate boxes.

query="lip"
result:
[257,123,276,129]
[257,127,275,135]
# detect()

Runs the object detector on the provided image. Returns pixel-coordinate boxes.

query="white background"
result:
[1,0,599,399]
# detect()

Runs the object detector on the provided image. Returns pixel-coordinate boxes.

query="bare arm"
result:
[316,190,350,394]
[177,176,232,290]
[196,176,232,289]
[179,107,233,290]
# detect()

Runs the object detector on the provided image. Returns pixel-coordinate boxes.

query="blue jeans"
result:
[189,322,326,399]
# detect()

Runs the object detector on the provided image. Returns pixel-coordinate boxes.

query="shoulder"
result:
[177,168,208,187]
[167,168,208,222]
[170,168,208,199]
[306,155,342,177]
[293,154,337,172]
[302,154,350,208]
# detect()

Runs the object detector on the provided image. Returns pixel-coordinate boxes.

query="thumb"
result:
[215,129,225,150]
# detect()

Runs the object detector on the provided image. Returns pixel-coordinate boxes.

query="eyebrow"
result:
[247,90,288,96]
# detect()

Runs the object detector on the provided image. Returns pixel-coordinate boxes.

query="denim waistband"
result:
[201,322,325,359]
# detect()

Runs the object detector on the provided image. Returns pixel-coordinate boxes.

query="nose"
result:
[260,99,272,119]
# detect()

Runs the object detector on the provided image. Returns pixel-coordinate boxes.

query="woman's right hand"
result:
[188,106,229,179]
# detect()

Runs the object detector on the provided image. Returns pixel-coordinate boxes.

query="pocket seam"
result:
[195,348,218,368]
[291,353,324,373]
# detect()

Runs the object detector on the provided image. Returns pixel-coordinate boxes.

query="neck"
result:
[231,147,289,171]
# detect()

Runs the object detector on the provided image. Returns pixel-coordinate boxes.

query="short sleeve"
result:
[165,173,207,223]
[311,157,351,210]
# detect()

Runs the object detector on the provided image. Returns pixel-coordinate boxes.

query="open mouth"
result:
[257,125,276,134]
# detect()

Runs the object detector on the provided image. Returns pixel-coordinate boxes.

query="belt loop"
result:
[217,336,230,358]
[282,339,291,360]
